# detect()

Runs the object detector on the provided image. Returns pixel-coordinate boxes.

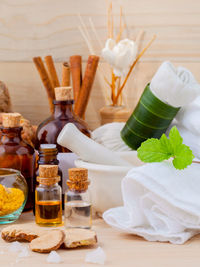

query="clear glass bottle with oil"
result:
[35,165,62,226]
[65,168,92,229]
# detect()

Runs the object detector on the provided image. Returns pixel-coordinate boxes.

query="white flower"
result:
[102,38,137,77]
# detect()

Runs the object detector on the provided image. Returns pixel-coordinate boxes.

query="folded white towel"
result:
[150,61,200,107]
[103,162,200,244]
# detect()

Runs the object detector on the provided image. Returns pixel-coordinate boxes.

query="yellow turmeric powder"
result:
[0,184,25,216]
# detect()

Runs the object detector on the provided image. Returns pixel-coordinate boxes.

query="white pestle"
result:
[57,123,131,166]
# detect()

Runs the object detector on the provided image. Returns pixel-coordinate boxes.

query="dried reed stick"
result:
[116,6,124,42]
[78,12,111,105]
[78,14,95,54]
[113,34,156,105]
[111,3,114,39]
[117,77,122,105]
[108,2,113,38]
[120,6,122,32]
[78,26,94,54]
[78,14,91,42]
[104,76,112,87]
[89,17,103,48]
[122,11,129,38]
[111,71,116,101]
[135,30,145,45]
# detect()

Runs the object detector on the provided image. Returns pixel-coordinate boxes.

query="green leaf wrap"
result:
[121,84,181,150]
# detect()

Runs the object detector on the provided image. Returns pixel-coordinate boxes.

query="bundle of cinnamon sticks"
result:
[33,55,99,118]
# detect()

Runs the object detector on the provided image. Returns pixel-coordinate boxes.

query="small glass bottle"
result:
[35,165,62,226]
[34,144,64,209]
[0,113,35,211]
[65,168,92,229]
[35,86,90,152]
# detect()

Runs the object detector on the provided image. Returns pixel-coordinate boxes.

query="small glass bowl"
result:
[0,168,28,224]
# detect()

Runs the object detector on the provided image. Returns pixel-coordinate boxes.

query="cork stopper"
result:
[55,86,72,101]
[68,168,88,181]
[39,165,58,178]
[2,113,21,128]
[37,165,60,185]
[67,168,90,191]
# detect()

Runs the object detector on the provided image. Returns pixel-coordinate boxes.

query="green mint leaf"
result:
[172,144,195,170]
[137,138,172,163]
[168,126,183,153]
[160,133,173,154]
[137,126,195,170]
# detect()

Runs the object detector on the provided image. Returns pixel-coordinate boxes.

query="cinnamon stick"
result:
[70,55,82,105]
[62,62,70,87]
[33,57,55,113]
[45,55,60,88]
[74,55,99,118]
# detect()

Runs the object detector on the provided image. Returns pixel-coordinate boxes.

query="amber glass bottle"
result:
[34,144,64,210]
[35,87,90,152]
[0,113,35,211]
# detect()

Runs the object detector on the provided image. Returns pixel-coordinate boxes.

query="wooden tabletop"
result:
[0,212,199,267]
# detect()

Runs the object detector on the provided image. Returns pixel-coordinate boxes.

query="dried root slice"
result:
[20,117,37,147]
[30,229,65,253]
[0,81,12,113]
[1,224,45,242]
[63,228,97,248]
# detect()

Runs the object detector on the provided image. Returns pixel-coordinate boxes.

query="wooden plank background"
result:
[0,0,199,129]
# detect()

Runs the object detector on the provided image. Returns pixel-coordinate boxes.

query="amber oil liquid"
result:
[35,200,62,226]
[65,201,92,229]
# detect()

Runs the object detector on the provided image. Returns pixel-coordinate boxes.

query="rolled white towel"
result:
[103,162,200,244]
[175,95,200,135]
[150,61,200,107]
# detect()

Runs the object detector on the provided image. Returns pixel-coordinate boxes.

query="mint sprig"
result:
[137,126,194,170]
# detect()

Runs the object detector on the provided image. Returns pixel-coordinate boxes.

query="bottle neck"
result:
[37,176,60,186]
[67,179,90,193]
[38,182,58,187]
[0,126,23,141]
[53,100,74,119]
[38,148,59,165]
